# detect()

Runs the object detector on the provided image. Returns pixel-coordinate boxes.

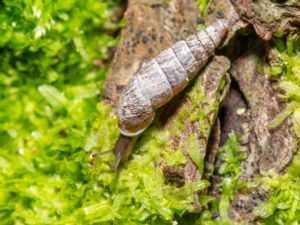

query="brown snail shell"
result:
[117,19,229,137]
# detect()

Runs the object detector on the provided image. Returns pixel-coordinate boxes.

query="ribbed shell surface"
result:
[118,19,229,137]
[118,78,155,136]
[137,59,174,109]
[155,48,188,95]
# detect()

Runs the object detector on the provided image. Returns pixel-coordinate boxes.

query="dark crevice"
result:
[218,76,248,146]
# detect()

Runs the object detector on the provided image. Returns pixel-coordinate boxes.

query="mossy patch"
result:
[253,36,300,224]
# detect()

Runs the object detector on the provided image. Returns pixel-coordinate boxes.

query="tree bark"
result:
[103,0,300,222]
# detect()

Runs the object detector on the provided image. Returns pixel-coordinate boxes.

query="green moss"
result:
[187,133,205,175]
[196,0,209,15]
[269,36,300,137]
[254,151,300,224]
[196,133,245,225]
[0,0,121,224]
[253,36,300,225]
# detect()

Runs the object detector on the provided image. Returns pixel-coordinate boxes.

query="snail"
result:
[111,19,229,171]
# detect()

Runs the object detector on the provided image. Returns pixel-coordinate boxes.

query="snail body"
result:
[117,19,229,137]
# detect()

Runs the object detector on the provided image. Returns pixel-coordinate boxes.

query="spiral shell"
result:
[117,19,229,137]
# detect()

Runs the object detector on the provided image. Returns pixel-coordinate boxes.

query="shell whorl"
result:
[118,19,229,137]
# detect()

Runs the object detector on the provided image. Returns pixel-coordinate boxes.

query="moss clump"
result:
[252,36,300,224]
[268,37,300,138]
[0,0,120,224]
[254,153,300,224]
[195,133,245,225]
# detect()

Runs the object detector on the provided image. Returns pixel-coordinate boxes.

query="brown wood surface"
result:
[103,0,300,222]
[103,0,200,106]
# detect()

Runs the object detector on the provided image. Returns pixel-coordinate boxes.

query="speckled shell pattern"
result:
[118,19,229,137]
